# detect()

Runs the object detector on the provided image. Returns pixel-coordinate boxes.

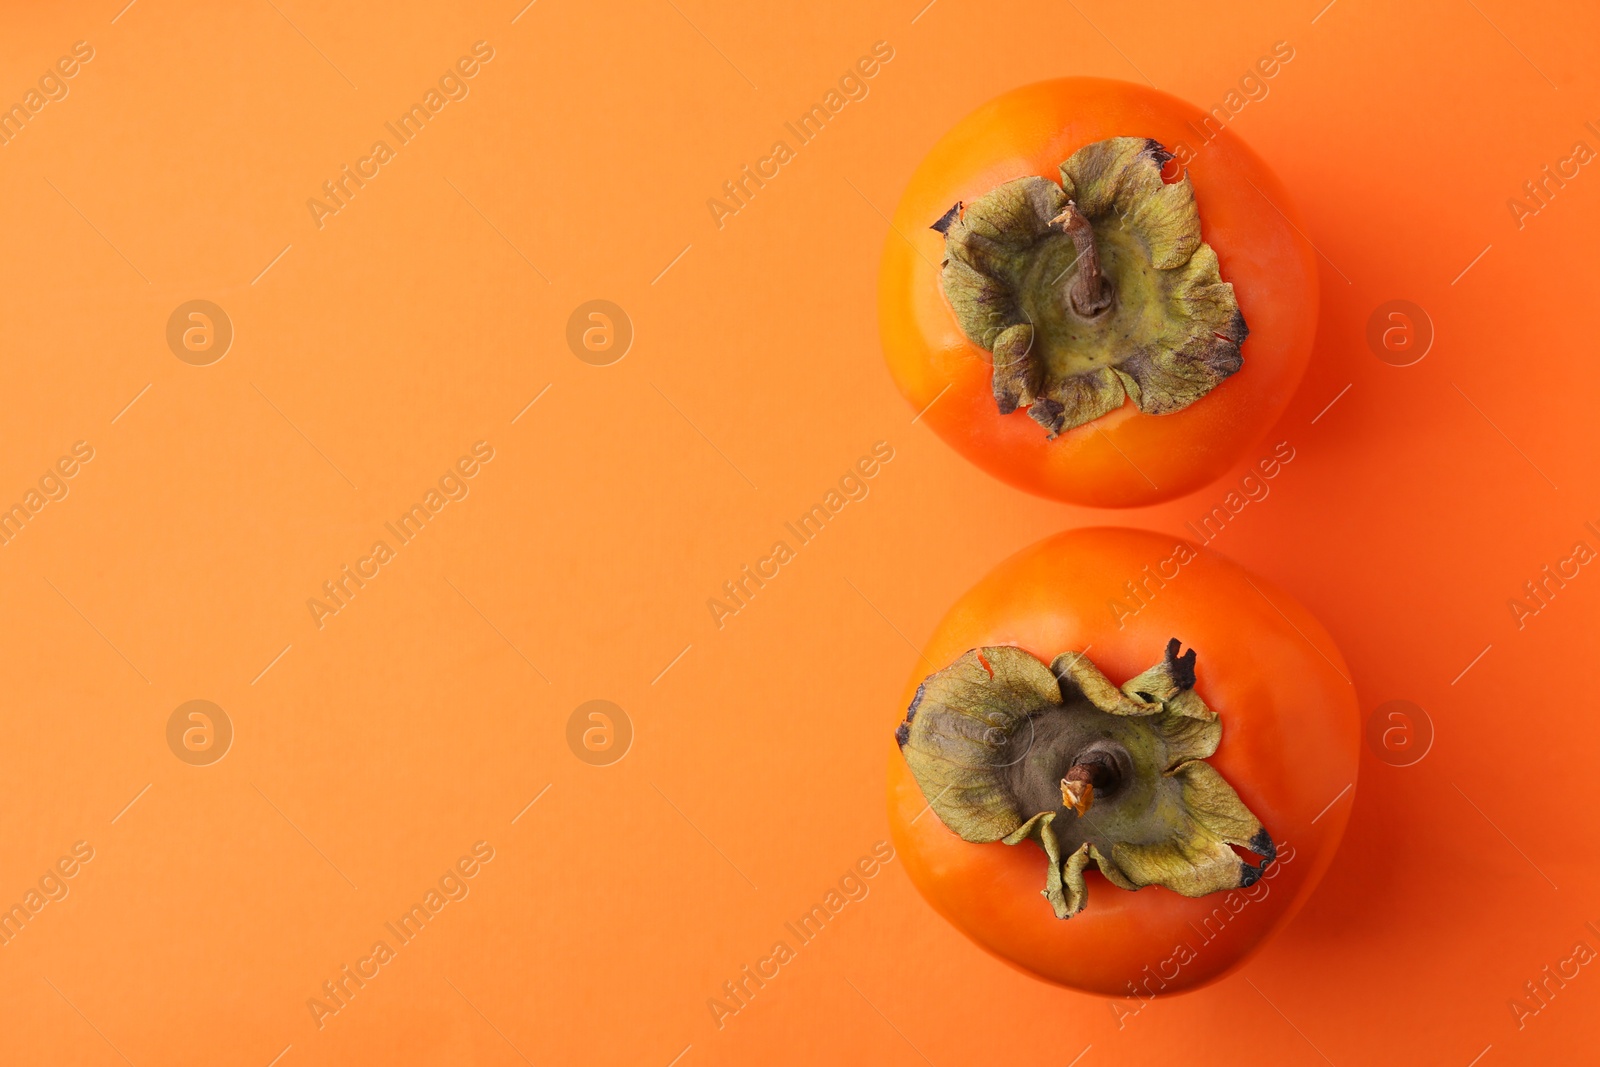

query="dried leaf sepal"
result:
[896,640,1273,919]
[937,138,1248,437]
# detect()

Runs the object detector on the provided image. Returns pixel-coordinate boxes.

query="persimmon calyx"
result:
[894,638,1274,920]
[935,137,1248,437]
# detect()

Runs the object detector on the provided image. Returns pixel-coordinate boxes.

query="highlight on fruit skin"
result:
[896,638,1274,919]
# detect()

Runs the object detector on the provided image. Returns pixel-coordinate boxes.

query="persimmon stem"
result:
[1051,202,1114,318]
[1061,759,1116,817]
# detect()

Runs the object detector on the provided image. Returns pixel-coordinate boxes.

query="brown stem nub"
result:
[1051,202,1114,319]
[1061,760,1114,817]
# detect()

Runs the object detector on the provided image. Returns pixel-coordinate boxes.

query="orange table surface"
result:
[0,1,1596,1064]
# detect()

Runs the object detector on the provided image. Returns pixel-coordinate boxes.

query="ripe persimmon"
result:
[879,78,1318,507]
[888,528,1357,994]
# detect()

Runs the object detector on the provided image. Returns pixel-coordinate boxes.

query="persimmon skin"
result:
[879,78,1319,507]
[886,528,1358,996]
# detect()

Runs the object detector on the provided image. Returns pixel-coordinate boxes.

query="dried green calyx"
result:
[934,138,1248,436]
[895,639,1273,919]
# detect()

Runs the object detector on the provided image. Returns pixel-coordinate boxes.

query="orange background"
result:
[0,1,1595,1064]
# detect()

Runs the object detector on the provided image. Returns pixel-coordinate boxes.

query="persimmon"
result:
[887,528,1357,995]
[879,78,1318,507]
